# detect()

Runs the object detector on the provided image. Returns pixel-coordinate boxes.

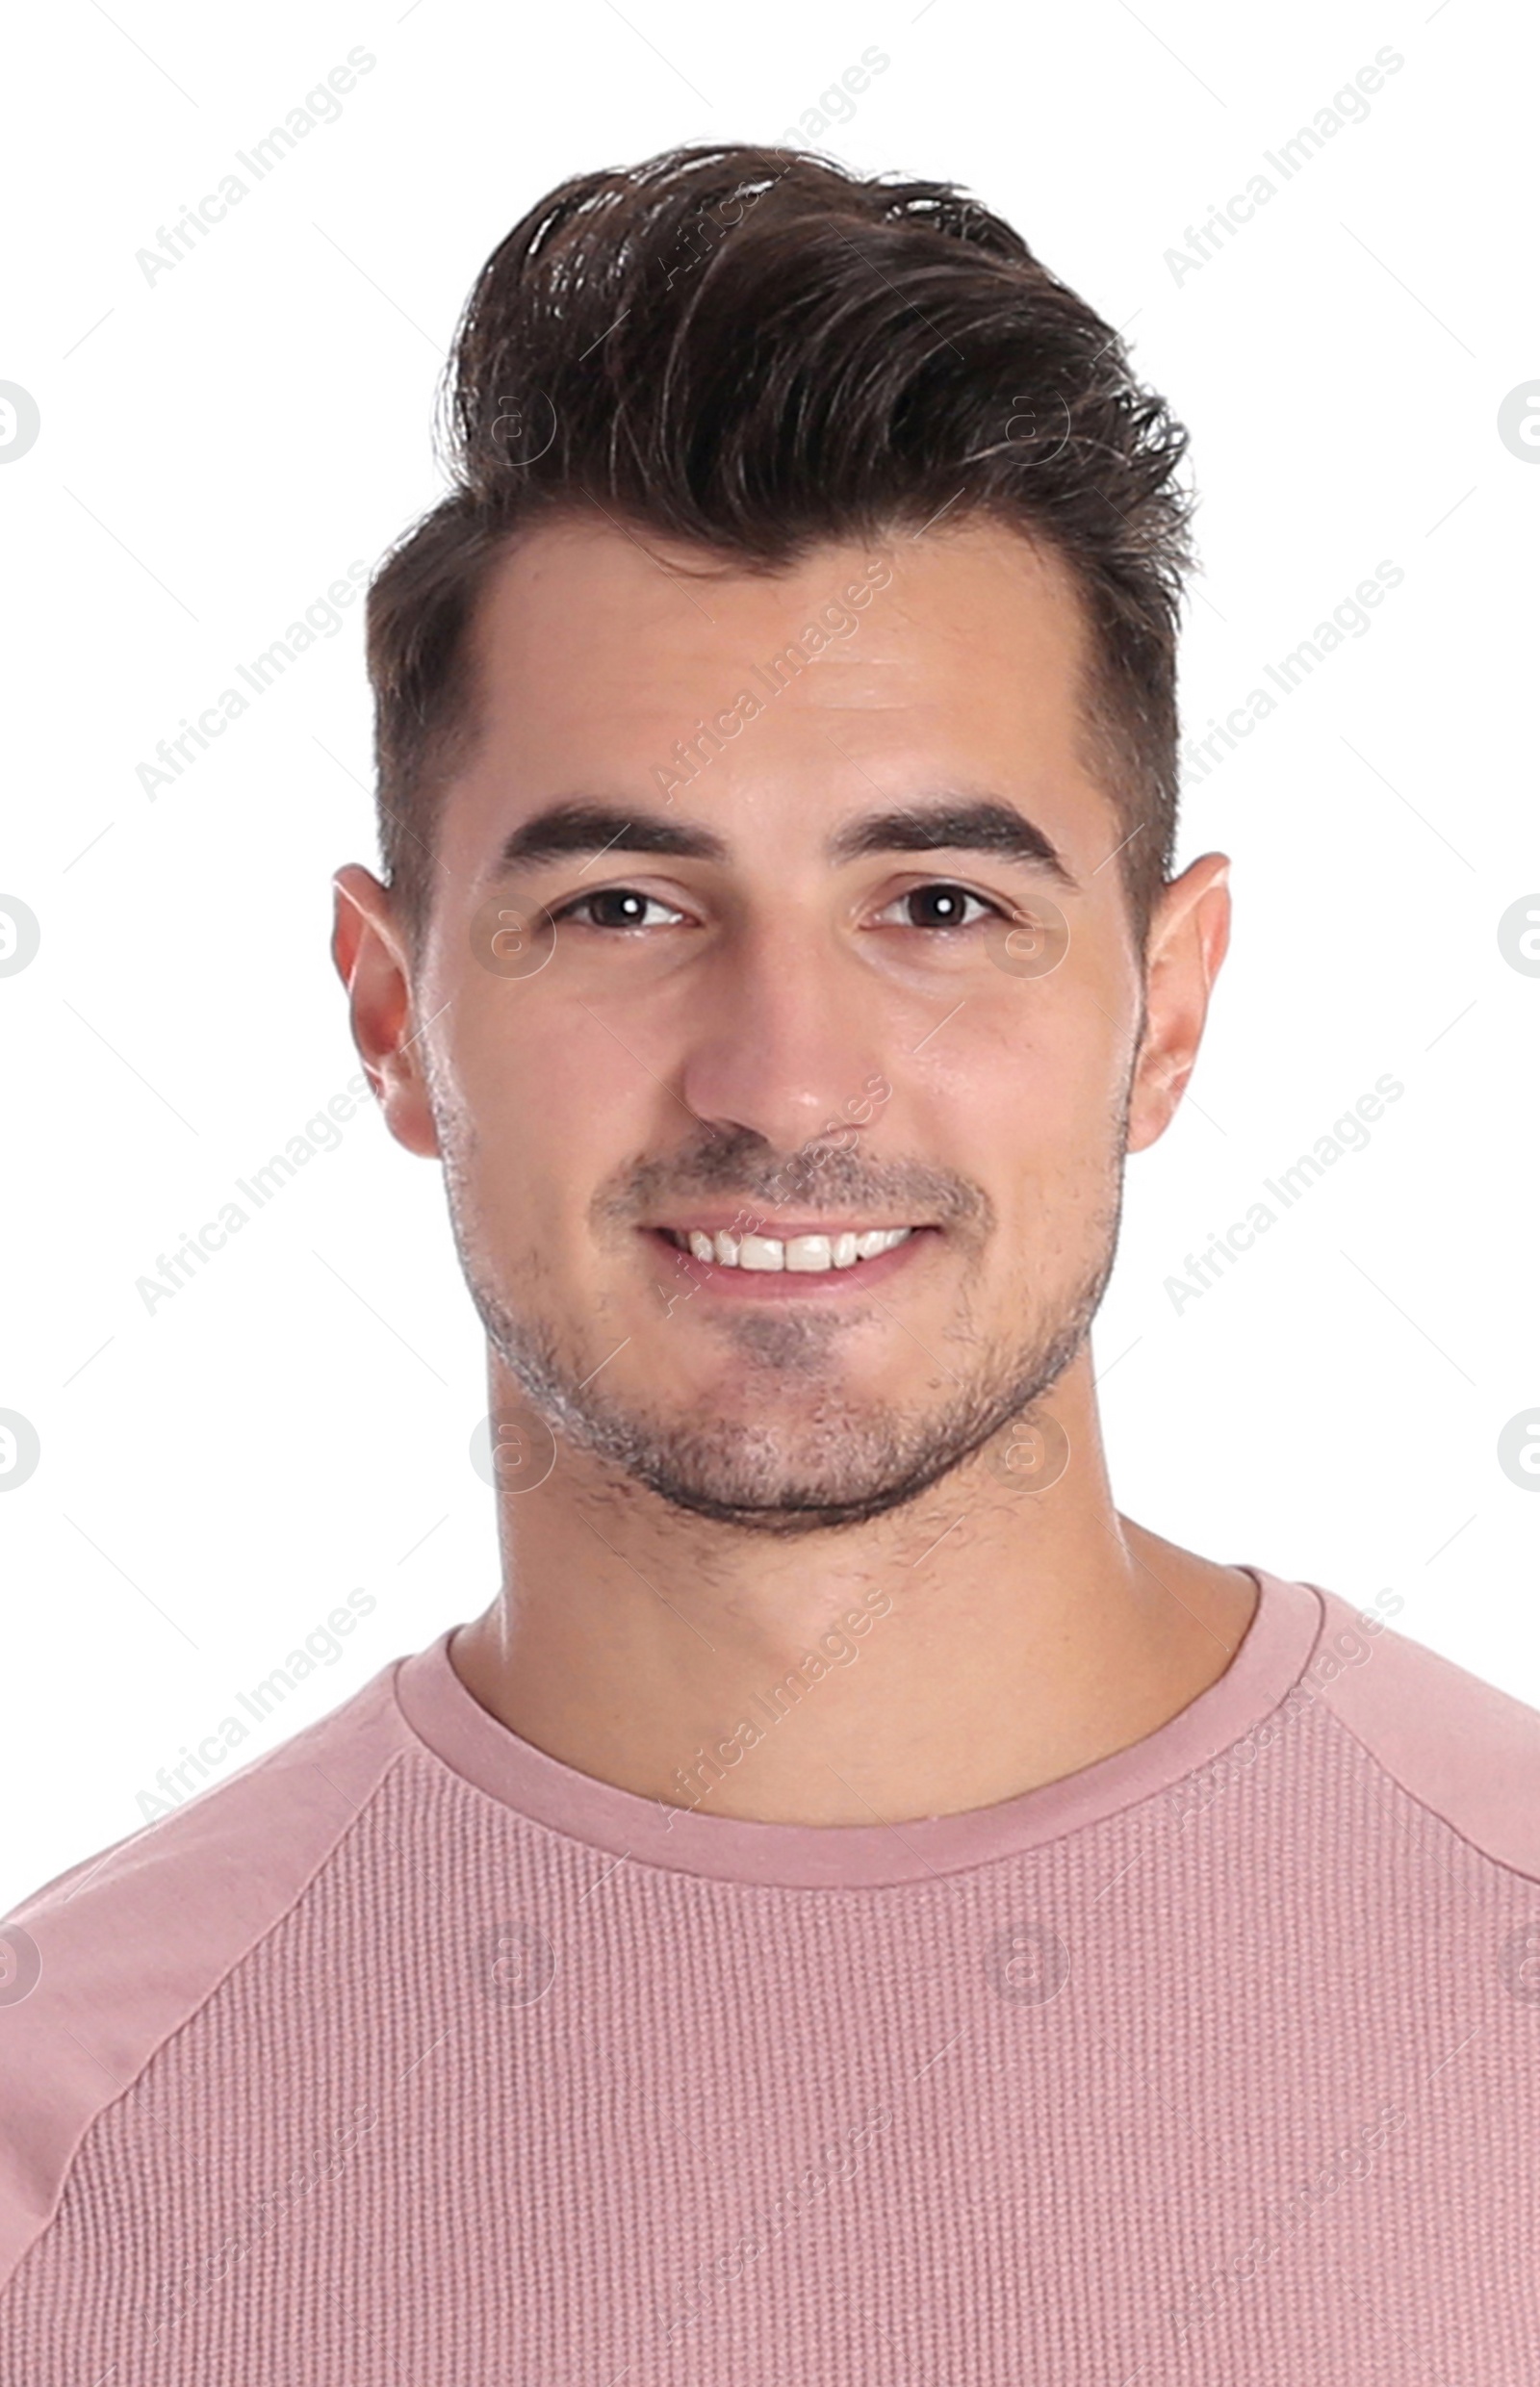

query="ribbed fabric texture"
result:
[4,1580,1540,2380]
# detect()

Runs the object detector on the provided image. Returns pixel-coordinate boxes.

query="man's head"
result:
[364,143,1194,968]
[333,144,1230,1536]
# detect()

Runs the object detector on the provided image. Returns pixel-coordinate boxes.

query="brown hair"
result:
[365,142,1194,961]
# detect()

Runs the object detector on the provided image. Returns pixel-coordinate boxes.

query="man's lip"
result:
[637,1215,935,1239]
[638,1222,933,1296]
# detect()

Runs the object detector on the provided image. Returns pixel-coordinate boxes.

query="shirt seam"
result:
[0,1742,414,2307]
[389,1664,1328,1899]
[1315,1699,1540,1894]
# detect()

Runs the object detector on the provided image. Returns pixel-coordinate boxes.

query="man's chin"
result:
[541,1391,1025,1538]
[586,1445,970,1537]
[470,1258,1108,1537]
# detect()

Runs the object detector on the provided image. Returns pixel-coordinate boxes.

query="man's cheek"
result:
[478,1073,636,1263]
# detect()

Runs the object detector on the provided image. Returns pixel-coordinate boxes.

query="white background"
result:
[2,0,1535,1911]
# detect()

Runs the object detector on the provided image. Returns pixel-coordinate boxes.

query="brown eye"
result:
[557,887,683,930]
[587,889,651,928]
[888,883,994,929]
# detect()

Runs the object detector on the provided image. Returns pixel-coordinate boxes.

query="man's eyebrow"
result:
[493,800,728,873]
[492,793,1078,885]
[827,798,1078,886]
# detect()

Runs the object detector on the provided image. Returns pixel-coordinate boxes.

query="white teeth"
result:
[668,1226,916,1270]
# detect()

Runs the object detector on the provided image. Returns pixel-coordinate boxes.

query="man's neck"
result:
[450,1352,1261,1827]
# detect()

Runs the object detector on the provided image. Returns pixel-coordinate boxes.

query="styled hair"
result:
[365,142,1194,962]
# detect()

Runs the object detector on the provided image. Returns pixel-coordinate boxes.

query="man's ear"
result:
[1125,853,1232,1156]
[330,865,441,1160]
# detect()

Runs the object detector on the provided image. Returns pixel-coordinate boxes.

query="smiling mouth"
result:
[656,1225,919,1273]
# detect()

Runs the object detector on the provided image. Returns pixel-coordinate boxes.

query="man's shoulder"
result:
[0,1651,420,2291]
[1303,1582,1540,1885]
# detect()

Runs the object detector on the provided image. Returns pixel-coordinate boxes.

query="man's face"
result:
[365,515,1188,1532]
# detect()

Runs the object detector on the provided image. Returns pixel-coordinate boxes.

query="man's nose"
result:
[678,921,885,1162]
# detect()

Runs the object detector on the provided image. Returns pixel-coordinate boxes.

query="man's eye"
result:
[880,883,1000,930]
[557,887,685,930]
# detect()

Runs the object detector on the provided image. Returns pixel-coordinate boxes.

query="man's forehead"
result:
[438,516,1109,871]
[469,511,1089,692]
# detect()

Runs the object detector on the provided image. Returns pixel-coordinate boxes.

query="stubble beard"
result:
[445,1164,1127,1541]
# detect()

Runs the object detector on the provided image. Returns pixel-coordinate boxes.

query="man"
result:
[2,142,1536,2382]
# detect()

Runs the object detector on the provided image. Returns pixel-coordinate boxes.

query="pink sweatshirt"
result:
[2,1563,1538,2381]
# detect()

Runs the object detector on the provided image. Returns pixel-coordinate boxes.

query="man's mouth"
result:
[654,1223,922,1273]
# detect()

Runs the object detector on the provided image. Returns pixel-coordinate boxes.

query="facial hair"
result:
[439,1103,1130,1540]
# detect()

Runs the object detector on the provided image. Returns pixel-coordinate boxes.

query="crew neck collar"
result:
[392,1565,1325,1889]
